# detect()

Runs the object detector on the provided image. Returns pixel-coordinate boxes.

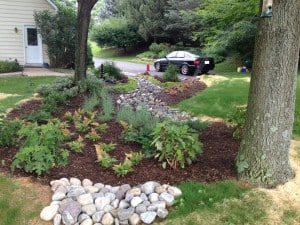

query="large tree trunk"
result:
[75,0,98,83]
[236,0,300,188]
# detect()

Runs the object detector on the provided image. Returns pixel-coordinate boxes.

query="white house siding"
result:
[0,0,56,65]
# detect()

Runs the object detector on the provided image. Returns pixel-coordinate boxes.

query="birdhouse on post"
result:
[261,0,273,17]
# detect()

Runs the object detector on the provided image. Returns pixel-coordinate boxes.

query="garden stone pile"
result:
[40,178,182,225]
[117,78,191,121]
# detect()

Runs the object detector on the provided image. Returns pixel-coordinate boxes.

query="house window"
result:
[27,28,38,46]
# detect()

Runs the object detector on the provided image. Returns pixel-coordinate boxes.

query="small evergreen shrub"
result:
[163,64,179,82]
[0,60,23,73]
[103,62,123,80]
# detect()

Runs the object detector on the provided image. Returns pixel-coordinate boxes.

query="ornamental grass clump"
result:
[151,121,203,169]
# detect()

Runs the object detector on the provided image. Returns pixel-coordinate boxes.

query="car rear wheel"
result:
[155,62,161,72]
[180,64,189,75]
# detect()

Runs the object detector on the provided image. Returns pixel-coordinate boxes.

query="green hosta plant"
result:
[151,121,203,169]
[113,160,134,177]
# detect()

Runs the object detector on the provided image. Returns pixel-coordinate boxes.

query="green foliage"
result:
[91,16,143,51]
[227,105,247,138]
[85,128,101,141]
[98,88,115,122]
[163,64,179,82]
[125,151,144,166]
[195,0,259,60]
[99,151,117,169]
[35,76,75,97]
[103,61,123,81]
[34,5,76,68]
[83,94,100,111]
[0,60,23,73]
[0,117,22,147]
[109,77,138,93]
[21,110,52,124]
[151,121,202,169]
[186,119,209,132]
[81,74,105,97]
[99,142,116,153]
[113,160,134,177]
[11,122,69,175]
[67,136,85,153]
[117,105,160,157]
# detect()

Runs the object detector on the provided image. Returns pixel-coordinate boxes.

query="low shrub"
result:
[151,121,203,169]
[163,64,179,82]
[0,60,23,73]
[103,61,123,81]
[226,105,247,138]
[98,88,115,122]
[0,117,22,147]
[11,121,69,175]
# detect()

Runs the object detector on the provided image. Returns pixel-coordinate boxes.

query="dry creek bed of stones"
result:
[40,177,182,225]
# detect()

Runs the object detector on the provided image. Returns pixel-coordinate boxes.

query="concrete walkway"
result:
[0,67,73,77]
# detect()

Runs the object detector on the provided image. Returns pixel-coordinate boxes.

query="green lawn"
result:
[0,176,44,225]
[177,72,300,138]
[90,41,150,64]
[0,76,57,113]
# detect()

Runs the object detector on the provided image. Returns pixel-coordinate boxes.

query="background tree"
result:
[91,17,143,53]
[75,0,98,82]
[236,0,300,188]
[164,0,203,45]
[195,0,258,61]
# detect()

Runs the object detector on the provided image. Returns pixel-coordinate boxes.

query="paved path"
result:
[0,68,72,77]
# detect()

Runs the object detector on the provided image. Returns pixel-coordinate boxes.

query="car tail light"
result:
[194,60,200,65]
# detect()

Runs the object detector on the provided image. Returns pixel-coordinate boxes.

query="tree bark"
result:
[236,0,300,188]
[75,0,98,83]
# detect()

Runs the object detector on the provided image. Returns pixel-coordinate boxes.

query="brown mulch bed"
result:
[0,78,240,186]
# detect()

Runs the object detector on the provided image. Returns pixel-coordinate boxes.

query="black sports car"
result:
[154,51,215,75]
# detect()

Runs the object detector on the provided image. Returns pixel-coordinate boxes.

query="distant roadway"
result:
[93,57,192,80]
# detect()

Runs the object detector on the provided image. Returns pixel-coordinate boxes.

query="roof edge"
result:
[46,0,58,11]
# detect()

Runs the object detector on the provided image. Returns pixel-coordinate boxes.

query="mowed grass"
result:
[0,176,44,225]
[160,181,271,225]
[0,76,57,113]
[177,72,300,138]
[90,41,149,64]
[176,74,250,118]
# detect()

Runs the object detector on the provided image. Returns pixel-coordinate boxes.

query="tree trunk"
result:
[74,0,98,83]
[236,0,300,188]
